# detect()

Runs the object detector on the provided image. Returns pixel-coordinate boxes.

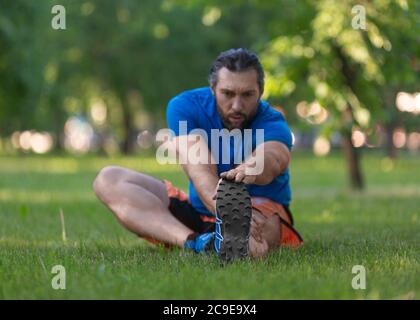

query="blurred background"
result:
[0,0,419,299]
[0,0,419,189]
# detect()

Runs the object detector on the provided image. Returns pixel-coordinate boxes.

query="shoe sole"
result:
[216,178,252,263]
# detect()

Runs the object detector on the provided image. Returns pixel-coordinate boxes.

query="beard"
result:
[218,109,249,130]
[216,101,257,130]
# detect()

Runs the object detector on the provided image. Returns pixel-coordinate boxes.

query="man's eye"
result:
[224,92,234,97]
[243,92,253,98]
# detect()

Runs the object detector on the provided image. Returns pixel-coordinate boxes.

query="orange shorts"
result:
[143,180,303,248]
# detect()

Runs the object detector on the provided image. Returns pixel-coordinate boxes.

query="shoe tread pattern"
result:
[216,179,252,263]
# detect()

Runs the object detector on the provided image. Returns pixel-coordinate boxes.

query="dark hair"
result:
[208,48,265,92]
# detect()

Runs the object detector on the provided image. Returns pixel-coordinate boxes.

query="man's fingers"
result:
[220,168,252,183]
[228,170,238,180]
[235,171,246,183]
[225,169,238,180]
[220,170,234,180]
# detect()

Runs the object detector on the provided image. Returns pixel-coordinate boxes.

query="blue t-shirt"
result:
[166,87,293,216]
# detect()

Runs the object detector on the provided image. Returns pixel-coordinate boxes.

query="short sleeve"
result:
[166,95,199,136]
[255,107,293,151]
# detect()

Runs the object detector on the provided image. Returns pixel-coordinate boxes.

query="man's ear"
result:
[210,85,216,96]
[259,88,264,100]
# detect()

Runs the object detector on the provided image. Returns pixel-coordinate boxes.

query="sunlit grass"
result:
[0,151,418,299]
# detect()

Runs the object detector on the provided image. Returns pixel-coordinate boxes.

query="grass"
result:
[0,151,419,299]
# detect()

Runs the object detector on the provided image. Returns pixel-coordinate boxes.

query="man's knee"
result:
[93,165,124,202]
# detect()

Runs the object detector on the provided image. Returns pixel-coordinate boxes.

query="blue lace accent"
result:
[214,216,223,253]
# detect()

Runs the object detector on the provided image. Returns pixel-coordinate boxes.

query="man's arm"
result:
[172,135,219,213]
[220,141,290,185]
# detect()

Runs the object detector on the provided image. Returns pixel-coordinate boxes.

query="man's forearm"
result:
[174,135,219,213]
[246,147,286,185]
[182,163,219,213]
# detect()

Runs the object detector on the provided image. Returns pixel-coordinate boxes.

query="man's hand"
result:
[220,163,257,184]
[221,141,290,185]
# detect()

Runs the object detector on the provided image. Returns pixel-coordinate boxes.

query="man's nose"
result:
[231,97,243,113]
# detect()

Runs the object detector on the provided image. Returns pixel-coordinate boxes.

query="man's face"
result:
[212,67,262,130]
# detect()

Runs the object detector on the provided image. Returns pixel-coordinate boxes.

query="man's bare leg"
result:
[93,165,193,247]
[93,166,280,255]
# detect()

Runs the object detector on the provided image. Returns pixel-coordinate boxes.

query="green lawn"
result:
[0,152,419,299]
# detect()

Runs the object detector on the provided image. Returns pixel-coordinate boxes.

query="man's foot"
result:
[184,232,215,253]
[214,178,252,263]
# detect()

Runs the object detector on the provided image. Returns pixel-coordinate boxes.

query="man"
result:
[93,48,303,262]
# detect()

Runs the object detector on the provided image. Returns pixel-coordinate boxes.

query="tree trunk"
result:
[52,95,64,152]
[341,129,364,190]
[120,94,134,155]
[383,89,397,159]
[333,44,365,190]
[384,121,397,158]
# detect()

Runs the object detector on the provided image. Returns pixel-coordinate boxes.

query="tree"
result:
[260,0,419,189]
